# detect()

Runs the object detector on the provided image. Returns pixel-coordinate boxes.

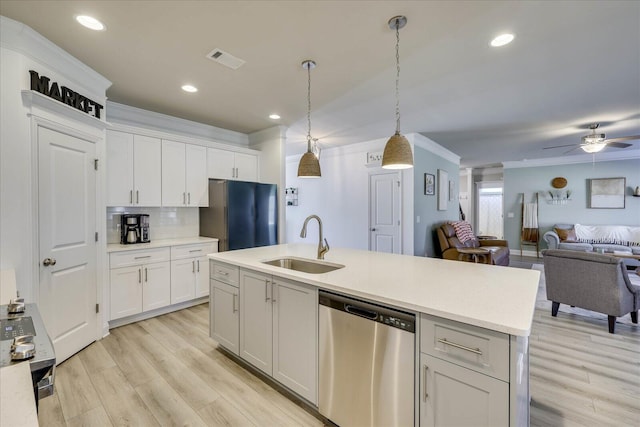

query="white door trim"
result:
[26,100,107,344]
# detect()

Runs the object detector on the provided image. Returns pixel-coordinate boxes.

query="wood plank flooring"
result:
[38,272,639,427]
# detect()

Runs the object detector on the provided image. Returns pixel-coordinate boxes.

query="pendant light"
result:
[382,15,413,170]
[297,60,321,178]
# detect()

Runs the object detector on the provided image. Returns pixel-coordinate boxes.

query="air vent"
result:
[206,48,245,70]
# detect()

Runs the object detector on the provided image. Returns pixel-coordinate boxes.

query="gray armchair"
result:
[542,249,639,333]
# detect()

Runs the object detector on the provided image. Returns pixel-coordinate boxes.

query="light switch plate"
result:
[367,152,383,164]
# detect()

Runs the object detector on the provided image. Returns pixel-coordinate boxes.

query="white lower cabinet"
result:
[170,243,216,304]
[420,353,509,426]
[109,247,171,320]
[237,268,318,404]
[210,279,239,355]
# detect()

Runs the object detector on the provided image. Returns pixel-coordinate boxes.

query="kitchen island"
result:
[208,243,540,426]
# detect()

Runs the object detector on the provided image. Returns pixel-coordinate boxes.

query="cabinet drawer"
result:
[210,261,239,287]
[171,243,216,260]
[420,314,509,382]
[110,247,170,269]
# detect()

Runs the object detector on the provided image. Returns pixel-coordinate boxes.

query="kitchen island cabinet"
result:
[210,261,240,355]
[238,269,318,404]
[208,244,539,426]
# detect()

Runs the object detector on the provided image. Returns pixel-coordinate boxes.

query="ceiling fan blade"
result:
[562,146,580,155]
[606,142,632,149]
[604,135,640,143]
[543,143,577,150]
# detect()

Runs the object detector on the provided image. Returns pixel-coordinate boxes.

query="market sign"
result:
[29,70,104,119]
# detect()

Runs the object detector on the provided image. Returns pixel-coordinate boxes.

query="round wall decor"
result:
[551,177,567,188]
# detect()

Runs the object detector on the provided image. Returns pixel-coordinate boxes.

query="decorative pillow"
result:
[450,221,475,244]
[555,227,577,242]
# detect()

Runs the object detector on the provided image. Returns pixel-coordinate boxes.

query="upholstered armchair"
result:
[436,222,510,266]
[542,249,639,333]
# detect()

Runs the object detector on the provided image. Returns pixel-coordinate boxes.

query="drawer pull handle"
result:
[134,256,152,259]
[189,249,202,253]
[217,271,229,276]
[438,338,482,355]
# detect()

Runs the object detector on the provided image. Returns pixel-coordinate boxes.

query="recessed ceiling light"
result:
[269,114,281,120]
[490,33,514,47]
[75,15,105,31]
[181,85,198,93]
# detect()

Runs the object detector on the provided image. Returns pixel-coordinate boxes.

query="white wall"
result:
[285,136,414,254]
[0,16,110,302]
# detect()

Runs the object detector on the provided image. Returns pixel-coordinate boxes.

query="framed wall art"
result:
[589,177,625,209]
[424,173,435,195]
[437,169,448,210]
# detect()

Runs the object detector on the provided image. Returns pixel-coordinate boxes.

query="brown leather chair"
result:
[436,223,510,266]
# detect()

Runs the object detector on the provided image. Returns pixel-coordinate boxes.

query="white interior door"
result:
[369,172,401,254]
[38,126,97,364]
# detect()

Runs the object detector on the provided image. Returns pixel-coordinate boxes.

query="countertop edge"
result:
[207,246,539,337]
[107,236,219,253]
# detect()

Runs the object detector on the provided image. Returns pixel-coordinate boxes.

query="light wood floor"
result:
[38,273,639,427]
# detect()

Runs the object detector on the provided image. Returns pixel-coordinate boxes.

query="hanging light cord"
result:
[307,63,312,150]
[395,18,401,135]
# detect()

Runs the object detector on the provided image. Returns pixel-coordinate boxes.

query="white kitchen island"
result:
[208,243,540,427]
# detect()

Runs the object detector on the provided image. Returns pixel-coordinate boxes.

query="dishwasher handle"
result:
[345,304,378,320]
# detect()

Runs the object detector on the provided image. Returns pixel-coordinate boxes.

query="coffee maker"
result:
[139,214,150,243]
[121,214,140,244]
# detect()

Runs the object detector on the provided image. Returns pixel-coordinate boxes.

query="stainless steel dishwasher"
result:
[318,290,415,427]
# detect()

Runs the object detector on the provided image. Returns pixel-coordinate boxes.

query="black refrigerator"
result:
[199,179,278,251]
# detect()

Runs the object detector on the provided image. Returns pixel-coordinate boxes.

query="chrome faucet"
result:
[300,215,330,260]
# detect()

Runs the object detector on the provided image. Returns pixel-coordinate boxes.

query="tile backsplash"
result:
[107,207,199,244]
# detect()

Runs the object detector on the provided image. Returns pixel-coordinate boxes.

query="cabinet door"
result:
[234,152,258,181]
[185,144,208,207]
[133,135,162,206]
[110,265,142,319]
[162,140,186,206]
[239,269,272,375]
[106,130,134,206]
[272,278,318,404]
[170,258,195,304]
[195,256,210,297]
[207,148,235,180]
[142,262,171,311]
[420,353,509,427]
[210,279,239,355]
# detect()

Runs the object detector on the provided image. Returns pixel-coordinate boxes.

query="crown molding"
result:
[411,133,461,165]
[1,16,111,98]
[106,101,249,146]
[502,149,640,169]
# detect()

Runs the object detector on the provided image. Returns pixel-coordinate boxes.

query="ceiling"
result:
[1,1,639,167]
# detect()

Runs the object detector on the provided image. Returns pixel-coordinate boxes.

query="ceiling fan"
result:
[544,123,640,154]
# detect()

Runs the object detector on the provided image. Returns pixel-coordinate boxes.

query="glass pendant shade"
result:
[581,142,606,153]
[382,133,413,169]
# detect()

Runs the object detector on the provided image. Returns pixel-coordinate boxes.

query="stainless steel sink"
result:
[261,257,344,274]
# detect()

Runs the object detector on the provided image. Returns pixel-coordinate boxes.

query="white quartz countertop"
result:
[1,362,38,426]
[108,236,218,253]
[208,244,540,336]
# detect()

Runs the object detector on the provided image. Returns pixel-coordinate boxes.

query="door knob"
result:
[42,258,56,266]
[371,228,377,231]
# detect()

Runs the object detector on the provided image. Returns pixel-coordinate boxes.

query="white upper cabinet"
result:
[106,130,161,207]
[207,147,258,181]
[162,140,208,207]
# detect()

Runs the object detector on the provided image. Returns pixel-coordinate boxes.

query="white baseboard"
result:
[107,297,208,329]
